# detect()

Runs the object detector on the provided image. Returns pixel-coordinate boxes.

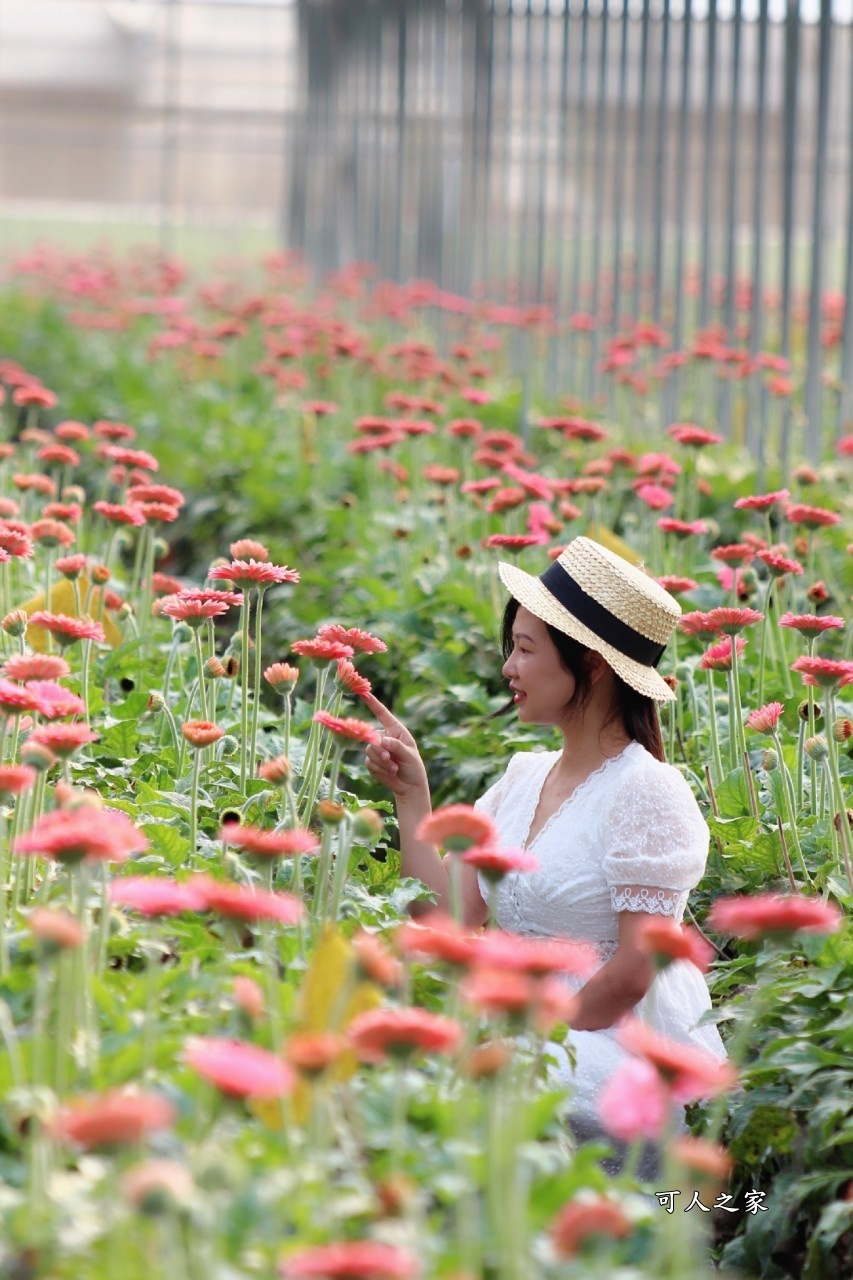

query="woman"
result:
[365,535,727,1159]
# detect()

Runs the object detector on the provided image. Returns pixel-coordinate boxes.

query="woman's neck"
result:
[553,707,632,782]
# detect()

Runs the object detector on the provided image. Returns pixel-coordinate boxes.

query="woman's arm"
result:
[569,910,657,1031]
[363,694,488,923]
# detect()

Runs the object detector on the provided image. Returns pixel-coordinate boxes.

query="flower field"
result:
[0,246,851,1279]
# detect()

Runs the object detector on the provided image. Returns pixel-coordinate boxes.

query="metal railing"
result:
[0,0,851,459]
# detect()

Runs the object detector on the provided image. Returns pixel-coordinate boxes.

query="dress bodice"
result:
[475,741,710,955]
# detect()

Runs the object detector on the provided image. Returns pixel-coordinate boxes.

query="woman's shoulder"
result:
[610,743,705,814]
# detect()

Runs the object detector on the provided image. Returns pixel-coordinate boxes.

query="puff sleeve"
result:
[602,759,709,918]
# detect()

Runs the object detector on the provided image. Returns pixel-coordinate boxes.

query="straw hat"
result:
[498,536,680,702]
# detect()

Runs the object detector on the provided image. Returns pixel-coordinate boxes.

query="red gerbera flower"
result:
[756,549,804,577]
[336,658,371,697]
[784,502,840,529]
[710,543,754,566]
[708,892,842,940]
[0,764,37,796]
[15,806,147,864]
[102,445,159,472]
[28,612,106,647]
[790,656,853,688]
[278,1241,419,1280]
[550,1197,633,1259]
[126,484,186,509]
[678,612,719,642]
[484,533,546,550]
[417,804,499,853]
[0,678,48,717]
[734,489,790,511]
[778,613,844,635]
[699,635,747,671]
[636,483,673,511]
[636,918,714,973]
[702,606,764,635]
[110,876,205,916]
[92,501,146,528]
[292,637,355,662]
[667,423,723,447]
[317,623,388,654]
[191,874,304,925]
[220,824,320,859]
[37,442,80,468]
[313,711,380,746]
[184,1037,295,1099]
[656,575,698,595]
[52,1090,175,1150]
[212,559,300,591]
[348,1007,463,1063]
[396,912,479,967]
[471,931,598,978]
[461,845,540,881]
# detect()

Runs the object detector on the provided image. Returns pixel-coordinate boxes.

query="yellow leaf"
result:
[585,524,644,568]
[18,576,123,650]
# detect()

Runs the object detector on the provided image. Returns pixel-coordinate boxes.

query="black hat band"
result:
[539,560,667,668]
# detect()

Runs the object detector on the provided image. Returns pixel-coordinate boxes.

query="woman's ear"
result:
[586,651,610,685]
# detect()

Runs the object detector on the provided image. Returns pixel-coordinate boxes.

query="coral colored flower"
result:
[92,500,146,527]
[550,1197,633,1257]
[472,931,598,978]
[279,1242,419,1280]
[137,501,180,524]
[160,594,230,625]
[746,702,785,733]
[703,605,764,634]
[265,662,299,688]
[103,445,159,472]
[396,912,479,966]
[710,543,754,566]
[0,678,49,717]
[229,537,269,560]
[756,549,803,577]
[317,623,388,655]
[423,464,460,485]
[27,722,99,756]
[461,844,540,881]
[668,1134,733,1180]
[52,1091,175,1150]
[110,876,205,916]
[0,525,33,558]
[258,755,291,784]
[734,489,789,511]
[13,385,57,408]
[779,612,845,635]
[485,533,545,550]
[29,906,84,951]
[27,680,86,720]
[28,612,106,646]
[351,931,403,988]
[181,588,244,608]
[292,637,354,662]
[619,1019,737,1102]
[15,807,147,864]
[313,711,380,746]
[31,518,75,549]
[122,1158,195,1211]
[212,559,300,591]
[636,482,673,511]
[791,656,853,688]
[597,1057,672,1141]
[38,442,80,467]
[708,892,843,939]
[221,824,319,859]
[93,420,136,441]
[285,1031,345,1077]
[678,611,722,641]
[233,975,265,1022]
[191,874,304,925]
[667,423,723,447]
[53,554,87,579]
[0,764,37,795]
[348,1007,463,1062]
[336,658,371,697]
[151,571,184,596]
[636,918,714,973]
[182,720,225,748]
[127,483,186,509]
[699,635,747,672]
[656,575,698,595]
[184,1037,295,1099]
[53,421,89,443]
[416,804,499,853]
[785,502,840,529]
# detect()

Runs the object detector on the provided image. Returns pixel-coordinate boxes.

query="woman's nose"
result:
[502,654,514,679]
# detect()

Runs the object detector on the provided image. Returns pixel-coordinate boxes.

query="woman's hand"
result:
[363,693,430,803]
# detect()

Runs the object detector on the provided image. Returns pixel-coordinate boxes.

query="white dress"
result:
[474,741,728,1136]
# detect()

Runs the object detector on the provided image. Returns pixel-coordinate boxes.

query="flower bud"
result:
[147,691,166,712]
[182,720,225,749]
[204,657,227,679]
[122,1159,194,1216]
[218,734,239,756]
[832,717,853,743]
[316,799,346,826]
[117,602,134,622]
[55,781,103,810]
[463,1040,514,1079]
[807,581,829,604]
[258,755,291,784]
[352,808,383,840]
[223,655,239,679]
[2,609,28,637]
[798,699,822,722]
[762,748,779,772]
[20,742,56,773]
[62,484,86,503]
[264,662,298,689]
[91,564,110,585]
[29,907,84,956]
[153,537,169,561]
[232,975,264,1024]
[173,623,193,643]
[805,735,829,762]
[834,809,853,836]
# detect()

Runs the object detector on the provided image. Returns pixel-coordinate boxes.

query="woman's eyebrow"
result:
[512,631,536,644]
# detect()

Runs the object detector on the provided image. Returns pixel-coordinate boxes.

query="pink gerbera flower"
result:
[27,722,98,756]
[316,623,387,654]
[746,702,785,733]
[336,658,371,697]
[28,613,106,647]
[212,560,300,591]
[92,501,146,527]
[699,635,747,671]
[2,654,70,682]
[790,656,853,688]
[667,423,723,447]
[220,824,320,859]
[734,489,789,511]
[702,606,764,635]
[184,1037,294,1099]
[313,711,381,746]
[779,613,845,636]
[292,637,355,662]
[15,807,148,864]
[784,502,840,529]
[110,876,205,916]
[416,804,499,853]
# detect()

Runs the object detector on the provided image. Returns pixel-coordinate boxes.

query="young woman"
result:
[365,535,727,1159]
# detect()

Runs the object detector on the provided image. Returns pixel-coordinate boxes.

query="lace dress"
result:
[474,741,727,1134]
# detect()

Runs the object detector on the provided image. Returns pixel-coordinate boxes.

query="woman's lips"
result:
[512,690,525,704]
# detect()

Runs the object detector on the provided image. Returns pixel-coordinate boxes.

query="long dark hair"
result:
[500,598,665,761]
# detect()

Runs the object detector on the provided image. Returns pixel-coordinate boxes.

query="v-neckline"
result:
[521,743,635,851]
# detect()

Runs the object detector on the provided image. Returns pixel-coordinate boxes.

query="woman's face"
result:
[501,606,578,725]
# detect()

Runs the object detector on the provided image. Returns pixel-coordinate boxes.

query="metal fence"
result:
[1,0,852,457]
